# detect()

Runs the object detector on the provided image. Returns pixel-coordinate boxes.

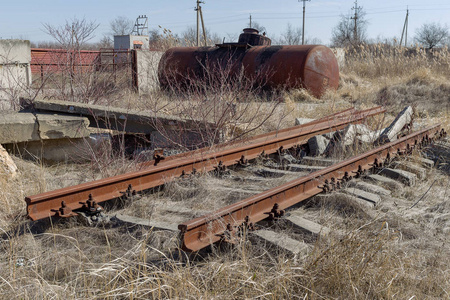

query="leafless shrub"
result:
[151,53,284,150]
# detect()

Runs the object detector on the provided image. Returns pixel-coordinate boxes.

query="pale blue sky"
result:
[1,0,449,45]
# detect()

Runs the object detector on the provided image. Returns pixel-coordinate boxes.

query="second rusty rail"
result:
[178,125,445,252]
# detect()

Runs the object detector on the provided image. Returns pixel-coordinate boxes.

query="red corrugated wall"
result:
[30,48,101,74]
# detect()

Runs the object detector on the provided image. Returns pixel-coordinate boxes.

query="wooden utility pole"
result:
[351,0,361,43]
[196,0,200,46]
[195,0,206,46]
[249,14,252,28]
[400,7,409,47]
[199,5,207,46]
[299,0,311,45]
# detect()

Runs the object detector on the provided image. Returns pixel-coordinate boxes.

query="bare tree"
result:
[280,23,301,45]
[415,22,449,49]
[98,35,113,48]
[181,26,221,46]
[43,17,99,49]
[331,10,368,47]
[110,16,134,36]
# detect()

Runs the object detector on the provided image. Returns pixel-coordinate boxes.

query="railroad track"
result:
[22,111,446,255]
[178,125,446,252]
[25,106,385,221]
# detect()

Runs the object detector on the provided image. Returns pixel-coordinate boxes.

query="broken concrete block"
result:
[295,117,315,126]
[0,112,90,144]
[376,106,413,144]
[0,144,18,178]
[322,131,335,139]
[308,135,330,156]
[340,124,359,146]
[356,128,384,144]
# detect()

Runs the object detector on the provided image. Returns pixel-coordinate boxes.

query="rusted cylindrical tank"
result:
[158,29,339,98]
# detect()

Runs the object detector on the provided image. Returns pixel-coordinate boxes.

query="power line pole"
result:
[400,7,409,47]
[199,4,207,46]
[195,0,200,47]
[351,0,361,43]
[249,14,252,28]
[405,7,409,46]
[299,0,311,45]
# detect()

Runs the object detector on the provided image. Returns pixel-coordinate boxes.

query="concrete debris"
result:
[356,128,384,143]
[376,106,413,144]
[322,131,335,139]
[0,112,90,144]
[308,135,330,156]
[295,117,315,126]
[0,144,18,178]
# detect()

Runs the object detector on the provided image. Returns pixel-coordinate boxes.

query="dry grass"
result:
[0,45,449,299]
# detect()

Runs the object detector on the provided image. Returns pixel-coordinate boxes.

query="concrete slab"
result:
[115,214,178,231]
[376,106,413,144]
[347,180,391,196]
[380,168,416,186]
[3,136,104,163]
[22,98,213,135]
[300,156,339,167]
[393,161,427,180]
[284,214,330,236]
[343,187,381,205]
[0,112,90,144]
[252,229,309,255]
[366,174,403,191]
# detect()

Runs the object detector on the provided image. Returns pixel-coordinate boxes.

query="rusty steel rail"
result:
[179,125,445,252]
[25,107,385,221]
[141,106,381,168]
